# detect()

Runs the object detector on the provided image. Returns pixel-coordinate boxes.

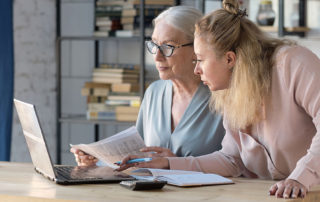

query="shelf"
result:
[259,26,277,33]
[260,26,310,33]
[59,115,135,125]
[58,36,141,41]
[278,0,307,37]
[285,27,310,32]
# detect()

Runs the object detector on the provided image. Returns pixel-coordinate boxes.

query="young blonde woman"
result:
[71,6,225,166]
[117,0,320,199]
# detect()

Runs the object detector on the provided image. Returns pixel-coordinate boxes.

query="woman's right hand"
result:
[140,146,176,157]
[70,148,98,166]
[115,155,170,171]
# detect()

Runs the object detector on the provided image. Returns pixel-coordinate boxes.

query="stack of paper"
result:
[71,126,146,169]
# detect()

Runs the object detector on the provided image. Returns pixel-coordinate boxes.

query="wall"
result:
[11,0,56,162]
[10,0,320,164]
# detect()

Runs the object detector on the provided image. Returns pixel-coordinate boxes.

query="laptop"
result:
[14,99,135,185]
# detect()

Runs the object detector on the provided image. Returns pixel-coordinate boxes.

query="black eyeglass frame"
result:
[145,40,193,57]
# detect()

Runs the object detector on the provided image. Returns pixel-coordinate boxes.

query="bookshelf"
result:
[56,0,177,164]
[278,0,308,37]
[256,0,309,37]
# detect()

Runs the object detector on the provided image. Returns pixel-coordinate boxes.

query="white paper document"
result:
[71,126,146,169]
[132,168,234,187]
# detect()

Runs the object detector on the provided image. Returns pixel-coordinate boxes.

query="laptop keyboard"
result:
[54,166,104,180]
[54,166,76,179]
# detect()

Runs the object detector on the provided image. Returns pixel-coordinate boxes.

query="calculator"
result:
[119,180,167,191]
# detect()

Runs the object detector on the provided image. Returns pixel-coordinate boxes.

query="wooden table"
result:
[0,162,319,202]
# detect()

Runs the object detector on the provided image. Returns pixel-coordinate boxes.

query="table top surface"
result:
[0,161,319,202]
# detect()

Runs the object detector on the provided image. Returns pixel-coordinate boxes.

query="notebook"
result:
[14,99,135,185]
[132,168,234,187]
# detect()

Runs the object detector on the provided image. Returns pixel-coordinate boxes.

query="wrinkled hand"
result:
[115,155,169,171]
[140,146,176,157]
[269,179,307,199]
[70,148,98,166]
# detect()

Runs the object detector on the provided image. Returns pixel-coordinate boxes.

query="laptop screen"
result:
[14,99,56,179]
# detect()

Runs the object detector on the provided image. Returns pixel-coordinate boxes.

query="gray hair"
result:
[154,6,203,41]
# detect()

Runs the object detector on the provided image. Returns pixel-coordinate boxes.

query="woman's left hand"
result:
[269,179,307,198]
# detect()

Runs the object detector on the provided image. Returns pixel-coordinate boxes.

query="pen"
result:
[115,157,152,165]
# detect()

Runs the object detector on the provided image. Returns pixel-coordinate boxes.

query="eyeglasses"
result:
[145,41,193,57]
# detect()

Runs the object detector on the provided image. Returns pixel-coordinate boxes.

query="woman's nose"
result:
[194,63,201,75]
[154,48,165,61]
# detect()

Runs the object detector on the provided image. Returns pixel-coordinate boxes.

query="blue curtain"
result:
[0,0,14,161]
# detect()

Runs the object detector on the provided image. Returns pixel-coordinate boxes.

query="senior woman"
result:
[117,0,320,199]
[71,6,225,165]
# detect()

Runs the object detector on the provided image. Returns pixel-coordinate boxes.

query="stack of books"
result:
[94,16,122,37]
[92,64,140,84]
[81,82,115,120]
[94,1,123,37]
[108,92,141,121]
[82,63,141,121]
[95,0,174,37]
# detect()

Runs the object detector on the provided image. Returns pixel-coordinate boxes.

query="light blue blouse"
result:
[136,80,225,157]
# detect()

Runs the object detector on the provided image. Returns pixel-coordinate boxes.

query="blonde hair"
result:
[154,6,203,42]
[195,0,294,130]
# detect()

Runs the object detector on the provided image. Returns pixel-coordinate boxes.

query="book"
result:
[95,18,122,30]
[123,24,134,30]
[97,25,112,31]
[87,96,108,103]
[93,31,110,37]
[99,63,140,70]
[92,71,139,79]
[87,103,115,111]
[132,168,234,187]
[105,99,141,107]
[108,92,140,101]
[115,30,138,37]
[115,106,139,121]
[81,87,110,96]
[84,82,111,88]
[116,113,138,121]
[92,76,138,84]
[87,110,116,120]
[122,7,166,17]
[71,126,147,168]
[122,9,137,17]
[94,68,139,74]
[96,17,112,26]
[115,28,153,37]
[95,7,122,17]
[96,0,127,7]
[115,106,140,114]
[111,83,140,93]
[121,15,154,25]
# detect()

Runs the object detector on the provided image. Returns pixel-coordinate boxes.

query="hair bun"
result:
[223,0,239,15]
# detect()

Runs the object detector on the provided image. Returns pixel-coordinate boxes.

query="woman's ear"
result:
[225,51,236,69]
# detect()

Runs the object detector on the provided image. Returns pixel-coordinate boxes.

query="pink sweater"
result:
[168,45,320,190]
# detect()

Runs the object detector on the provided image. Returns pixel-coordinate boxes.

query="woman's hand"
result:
[70,148,98,166]
[115,155,170,171]
[269,179,307,198]
[140,146,176,157]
